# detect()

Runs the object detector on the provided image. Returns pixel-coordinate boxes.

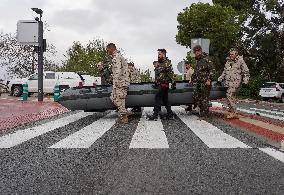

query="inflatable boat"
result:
[58,81,226,112]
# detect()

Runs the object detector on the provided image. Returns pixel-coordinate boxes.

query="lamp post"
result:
[31,8,44,101]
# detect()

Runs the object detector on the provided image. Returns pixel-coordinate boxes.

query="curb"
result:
[211,109,284,151]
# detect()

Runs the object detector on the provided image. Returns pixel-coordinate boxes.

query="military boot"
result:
[226,112,239,119]
[118,114,129,124]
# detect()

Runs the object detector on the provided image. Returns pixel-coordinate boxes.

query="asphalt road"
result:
[0,106,283,195]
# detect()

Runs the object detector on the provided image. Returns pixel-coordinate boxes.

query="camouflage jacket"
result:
[155,58,174,84]
[99,67,112,85]
[192,54,214,83]
[111,51,129,88]
[129,67,141,83]
[218,56,250,88]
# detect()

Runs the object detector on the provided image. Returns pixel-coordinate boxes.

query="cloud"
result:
[0,0,212,79]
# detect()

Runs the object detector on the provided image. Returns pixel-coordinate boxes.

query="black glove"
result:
[171,82,176,90]
[152,83,158,89]
[216,81,222,86]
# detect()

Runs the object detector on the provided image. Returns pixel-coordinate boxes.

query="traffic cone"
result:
[53,83,60,102]
[22,82,28,101]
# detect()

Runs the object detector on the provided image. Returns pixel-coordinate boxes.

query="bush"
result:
[237,75,266,99]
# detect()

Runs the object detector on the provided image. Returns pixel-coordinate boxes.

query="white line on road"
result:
[173,106,250,148]
[0,111,93,148]
[259,148,284,163]
[249,108,284,116]
[129,107,169,149]
[49,111,117,148]
[237,108,284,121]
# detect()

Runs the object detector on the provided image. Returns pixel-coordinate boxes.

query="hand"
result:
[205,80,211,86]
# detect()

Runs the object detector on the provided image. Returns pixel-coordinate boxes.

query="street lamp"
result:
[31,7,44,101]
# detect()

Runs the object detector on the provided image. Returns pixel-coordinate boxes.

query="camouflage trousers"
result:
[226,86,237,112]
[111,87,128,115]
[193,83,211,116]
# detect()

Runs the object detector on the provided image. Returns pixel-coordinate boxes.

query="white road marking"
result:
[259,148,284,163]
[249,108,284,116]
[173,106,250,148]
[129,107,169,149]
[49,111,117,148]
[237,108,284,121]
[0,98,7,100]
[0,111,93,148]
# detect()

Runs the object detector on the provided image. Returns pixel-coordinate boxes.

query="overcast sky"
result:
[0,0,211,79]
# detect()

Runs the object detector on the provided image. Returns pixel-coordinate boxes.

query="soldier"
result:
[128,62,142,112]
[106,43,129,124]
[191,45,214,118]
[184,61,194,112]
[218,48,250,119]
[96,62,112,85]
[128,62,141,83]
[147,49,174,120]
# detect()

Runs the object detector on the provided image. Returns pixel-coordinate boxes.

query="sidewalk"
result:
[211,101,284,150]
[0,94,69,131]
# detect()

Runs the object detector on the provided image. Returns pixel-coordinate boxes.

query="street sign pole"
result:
[38,19,43,101]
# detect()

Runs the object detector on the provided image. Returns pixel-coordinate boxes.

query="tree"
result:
[61,39,112,76]
[176,3,241,74]
[0,32,59,78]
[213,0,284,81]
[140,69,153,82]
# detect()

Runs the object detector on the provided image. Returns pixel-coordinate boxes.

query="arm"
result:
[111,54,122,86]
[218,63,228,82]
[240,59,250,84]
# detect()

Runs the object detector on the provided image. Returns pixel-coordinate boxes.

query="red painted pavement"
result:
[0,99,69,131]
[211,109,284,144]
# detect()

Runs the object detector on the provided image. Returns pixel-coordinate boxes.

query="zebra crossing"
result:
[0,106,283,163]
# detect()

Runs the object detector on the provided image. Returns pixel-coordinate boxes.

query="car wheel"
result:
[262,97,269,101]
[281,94,284,103]
[13,85,23,97]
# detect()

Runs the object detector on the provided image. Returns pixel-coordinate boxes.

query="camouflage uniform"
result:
[99,67,112,85]
[129,67,141,83]
[152,58,174,118]
[111,51,129,115]
[218,56,250,112]
[192,54,214,116]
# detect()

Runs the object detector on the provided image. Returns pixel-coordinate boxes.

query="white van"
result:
[8,71,84,97]
[259,82,284,102]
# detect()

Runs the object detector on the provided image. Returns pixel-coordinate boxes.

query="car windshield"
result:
[262,82,276,88]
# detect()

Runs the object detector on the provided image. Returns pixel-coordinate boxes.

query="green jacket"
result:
[100,67,112,85]
[192,54,214,83]
[155,58,174,84]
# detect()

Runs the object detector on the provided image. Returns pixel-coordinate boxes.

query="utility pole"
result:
[32,8,44,101]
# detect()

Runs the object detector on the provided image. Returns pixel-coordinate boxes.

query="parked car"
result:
[259,82,284,102]
[8,71,84,97]
[79,74,101,86]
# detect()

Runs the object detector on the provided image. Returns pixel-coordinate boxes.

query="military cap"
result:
[192,45,202,52]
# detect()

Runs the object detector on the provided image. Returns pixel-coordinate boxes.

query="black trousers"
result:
[153,86,172,116]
